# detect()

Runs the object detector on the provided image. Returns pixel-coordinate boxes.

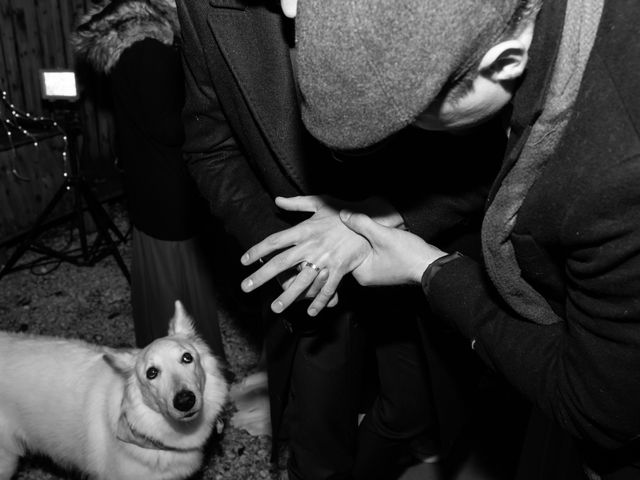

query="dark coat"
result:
[72,1,209,240]
[426,0,640,472]
[178,0,505,443]
[110,39,211,240]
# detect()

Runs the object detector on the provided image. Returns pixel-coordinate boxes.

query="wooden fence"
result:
[0,0,121,245]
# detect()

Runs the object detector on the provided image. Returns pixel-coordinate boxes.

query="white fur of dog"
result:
[0,300,228,480]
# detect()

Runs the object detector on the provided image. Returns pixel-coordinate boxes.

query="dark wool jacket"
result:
[177,2,506,252]
[72,0,209,240]
[177,0,505,444]
[426,0,640,464]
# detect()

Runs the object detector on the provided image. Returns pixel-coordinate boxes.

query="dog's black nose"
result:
[174,390,196,412]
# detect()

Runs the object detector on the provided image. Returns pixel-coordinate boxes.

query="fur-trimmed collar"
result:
[71,0,179,74]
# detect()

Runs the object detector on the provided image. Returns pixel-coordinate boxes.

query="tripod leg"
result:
[79,183,131,284]
[82,188,127,242]
[0,182,69,279]
[72,178,90,262]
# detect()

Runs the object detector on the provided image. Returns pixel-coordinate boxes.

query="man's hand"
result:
[339,210,448,286]
[240,195,401,316]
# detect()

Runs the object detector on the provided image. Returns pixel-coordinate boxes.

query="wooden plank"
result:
[0,151,20,236]
[58,0,76,66]
[13,0,43,114]
[0,0,26,107]
[36,0,67,68]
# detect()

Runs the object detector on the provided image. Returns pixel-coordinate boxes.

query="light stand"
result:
[0,75,130,282]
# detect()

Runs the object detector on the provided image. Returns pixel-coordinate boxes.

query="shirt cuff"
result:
[421,251,464,294]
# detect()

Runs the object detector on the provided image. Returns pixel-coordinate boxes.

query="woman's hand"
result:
[240,195,372,316]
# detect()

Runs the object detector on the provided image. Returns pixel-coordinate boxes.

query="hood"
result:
[72,0,179,74]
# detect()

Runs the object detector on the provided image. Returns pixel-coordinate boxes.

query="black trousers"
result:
[284,288,434,480]
[353,289,436,480]
[517,407,640,480]
[285,302,364,480]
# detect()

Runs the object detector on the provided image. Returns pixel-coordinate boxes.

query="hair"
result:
[503,0,544,39]
[440,0,543,106]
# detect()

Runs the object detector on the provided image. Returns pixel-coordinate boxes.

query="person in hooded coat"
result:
[72,0,226,361]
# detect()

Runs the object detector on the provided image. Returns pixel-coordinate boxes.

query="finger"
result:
[305,268,329,298]
[241,248,303,292]
[306,273,342,317]
[327,294,339,308]
[280,273,296,290]
[271,267,319,313]
[339,210,386,244]
[280,0,297,18]
[275,195,320,213]
[241,229,300,266]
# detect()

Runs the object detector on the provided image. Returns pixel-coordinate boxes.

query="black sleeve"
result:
[112,39,184,146]
[177,0,291,249]
[424,157,640,451]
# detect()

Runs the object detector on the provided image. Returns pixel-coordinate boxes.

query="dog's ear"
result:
[103,349,136,376]
[168,300,197,337]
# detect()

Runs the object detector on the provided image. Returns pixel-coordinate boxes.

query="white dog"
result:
[0,300,228,480]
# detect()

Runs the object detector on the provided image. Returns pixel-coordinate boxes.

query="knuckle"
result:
[272,259,286,271]
[266,234,280,247]
[300,266,317,278]
[312,295,327,307]
[320,286,335,298]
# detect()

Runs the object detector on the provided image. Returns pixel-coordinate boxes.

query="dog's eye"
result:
[146,367,159,379]
[182,352,193,364]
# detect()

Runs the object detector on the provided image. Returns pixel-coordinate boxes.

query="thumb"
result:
[339,210,384,242]
[275,195,319,213]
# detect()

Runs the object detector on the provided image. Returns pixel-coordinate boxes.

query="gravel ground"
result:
[0,201,288,480]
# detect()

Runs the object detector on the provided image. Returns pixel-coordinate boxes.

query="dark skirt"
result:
[130,227,226,361]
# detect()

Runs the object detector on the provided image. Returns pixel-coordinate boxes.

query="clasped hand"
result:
[338,211,448,287]
[240,195,374,316]
[240,195,447,317]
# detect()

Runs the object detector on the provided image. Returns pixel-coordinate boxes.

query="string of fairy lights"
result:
[1,89,69,185]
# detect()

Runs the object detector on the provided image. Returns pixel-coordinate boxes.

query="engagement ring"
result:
[300,261,321,273]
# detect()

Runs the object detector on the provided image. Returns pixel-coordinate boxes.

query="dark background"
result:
[0,0,121,246]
